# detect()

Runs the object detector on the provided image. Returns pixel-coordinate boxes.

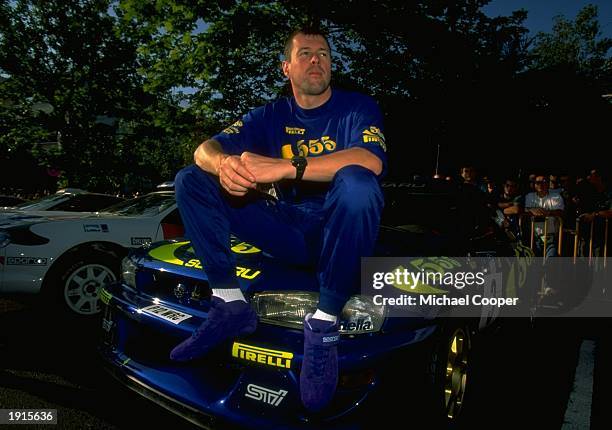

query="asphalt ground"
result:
[0,295,610,430]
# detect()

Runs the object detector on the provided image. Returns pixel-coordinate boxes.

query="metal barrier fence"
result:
[517,214,563,260]
[517,212,610,265]
[573,211,610,267]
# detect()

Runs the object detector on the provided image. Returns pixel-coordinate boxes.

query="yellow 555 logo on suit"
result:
[281,136,337,158]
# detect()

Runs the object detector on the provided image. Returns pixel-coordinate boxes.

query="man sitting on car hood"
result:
[171,26,387,412]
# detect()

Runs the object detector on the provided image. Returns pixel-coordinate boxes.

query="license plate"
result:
[141,304,192,324]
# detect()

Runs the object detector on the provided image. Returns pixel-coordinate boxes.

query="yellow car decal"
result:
[231,241,261,254]
[100,288,113,305]
[148,241,189,266]
[148,241,261,279]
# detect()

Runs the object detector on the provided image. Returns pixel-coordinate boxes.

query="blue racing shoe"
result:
[170,297,257,362]
[300,313,340,412]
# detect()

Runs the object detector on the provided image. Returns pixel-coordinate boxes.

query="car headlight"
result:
[121,256,137,288]
[250,291,385,334]
[0,231,10,248]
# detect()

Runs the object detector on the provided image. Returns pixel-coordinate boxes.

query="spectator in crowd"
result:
[549,174,561,193]
[486,180,496,195]
[497,178,523,236]
[578,169,611,257]
[560,174,571,191]
[459,165,488,193]
[524,173,565,258]
[587,169,611,208]
[498,178,523,215]
[555,174,579,225]
[573,173,601,216]
[480,177,499,207]
[459,165,478,187]
[527,173,537,193]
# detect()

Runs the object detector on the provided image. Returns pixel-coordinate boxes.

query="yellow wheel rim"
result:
[444,328,469,420]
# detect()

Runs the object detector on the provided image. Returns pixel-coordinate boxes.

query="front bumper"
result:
[99,282,437,429]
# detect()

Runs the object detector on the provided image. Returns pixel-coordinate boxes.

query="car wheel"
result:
[423,323,474,427]
[367,323,475,430]
[46,251,119,316]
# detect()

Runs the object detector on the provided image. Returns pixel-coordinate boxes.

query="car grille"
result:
[136,267,212,309]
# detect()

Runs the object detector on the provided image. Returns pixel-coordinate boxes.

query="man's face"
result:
[282,33,331,97]
[460,167,476,183]
[549,175,559,189]
[504,180,518,196]
[534,176,549,193]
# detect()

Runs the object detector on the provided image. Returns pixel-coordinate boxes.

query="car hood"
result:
[129,225,443,300]
[0,210,146,228]
[137,237,318,295]
[125,227,447,334]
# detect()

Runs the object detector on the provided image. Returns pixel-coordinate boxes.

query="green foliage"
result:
[0,0,194,192]
[530,4,612,85]
[115,0,534,175]
[1,1,609,189]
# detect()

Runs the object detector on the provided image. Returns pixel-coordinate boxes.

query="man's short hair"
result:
[283,26,330,61]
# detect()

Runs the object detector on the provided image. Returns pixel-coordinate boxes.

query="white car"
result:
[0,191,182,316]
[1,188,124,213]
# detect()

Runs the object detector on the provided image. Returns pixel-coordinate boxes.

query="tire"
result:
[44,250,120,316]
[368,322,475,430]
[423,322,474,428]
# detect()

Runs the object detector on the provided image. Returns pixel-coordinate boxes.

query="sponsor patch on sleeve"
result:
[222,120,243,134]
[362,126,386,151]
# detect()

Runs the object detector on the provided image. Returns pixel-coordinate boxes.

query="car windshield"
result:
[101,193,175,216]
[16,194,68,210]
[381,180,495,235]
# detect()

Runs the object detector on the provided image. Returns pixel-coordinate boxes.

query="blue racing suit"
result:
[175,89,387,314]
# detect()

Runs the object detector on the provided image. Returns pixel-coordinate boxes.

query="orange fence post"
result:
[557,217,563,256]
[589,220,595,265]
[543,216,548,262]
[573,217,580,263]
[602,214,609,269]
[530,217,535,251]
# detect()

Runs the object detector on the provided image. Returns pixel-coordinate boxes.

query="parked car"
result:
[99,180,536,429]
[0,191,182,315]
[0,195,29,208]
[4,188,124,213]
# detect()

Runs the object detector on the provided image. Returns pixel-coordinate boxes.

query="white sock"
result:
[212,288,246,303]
[312,309,338,323]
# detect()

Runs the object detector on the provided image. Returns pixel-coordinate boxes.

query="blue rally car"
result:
[98,181,530,429]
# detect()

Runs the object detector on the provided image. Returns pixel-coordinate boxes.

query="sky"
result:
[483,0,612,38]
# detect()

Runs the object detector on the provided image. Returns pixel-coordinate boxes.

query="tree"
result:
[530,4,612,87]
[118,0,531,176]
[518,4,612,171]
[0,0,195,192]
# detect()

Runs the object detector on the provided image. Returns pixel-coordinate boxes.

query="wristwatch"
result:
[291,156,307,181]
